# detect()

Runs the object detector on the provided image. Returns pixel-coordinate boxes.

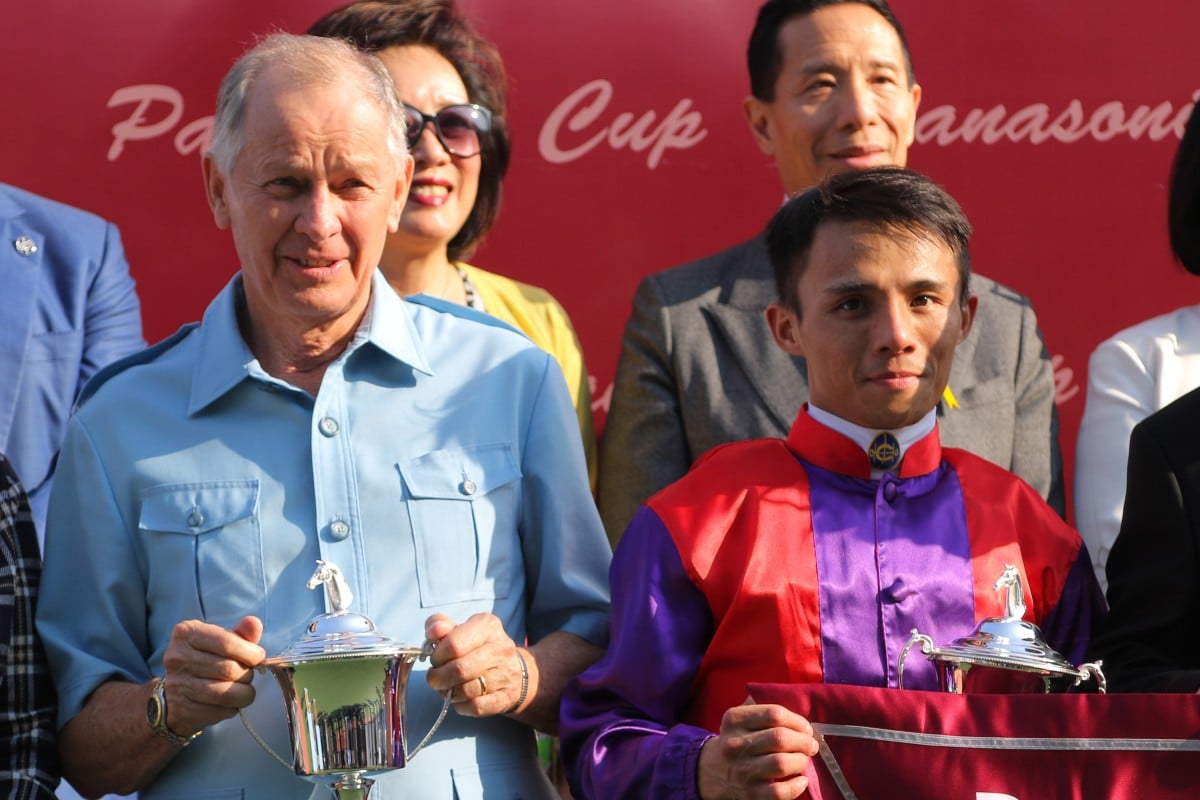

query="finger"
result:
[762,774,810,799]
[724,704,814,738]
[173,619,266,668]
[427,616,512,678]
[424,613,456,644]
[426,636,515,694]
[233,615,264,646]
[430,613,506,664]
[161,671,259,736]
[445,667,519,719]
[163,622,264,691]
[175,675,258,711]
[717,749,813,799]
[741,727,820,761]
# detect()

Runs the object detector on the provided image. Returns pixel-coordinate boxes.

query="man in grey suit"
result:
[599,0,1063,541]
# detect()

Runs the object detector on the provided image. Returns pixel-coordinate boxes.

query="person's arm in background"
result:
[0,456,59,799]
[1009,299,1065,517]
[18,215,146,533]
[78,220,145,383]
[1075,338,1154,592]
[598,275,692,545]
[25,219,145,530]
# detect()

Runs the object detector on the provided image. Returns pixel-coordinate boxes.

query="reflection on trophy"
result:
[241,560,450,799]
[898,564,1106,694]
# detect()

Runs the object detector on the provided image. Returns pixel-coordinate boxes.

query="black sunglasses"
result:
[403,103,492,157]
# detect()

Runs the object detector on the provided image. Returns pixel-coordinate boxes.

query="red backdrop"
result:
[5,1,1198,517]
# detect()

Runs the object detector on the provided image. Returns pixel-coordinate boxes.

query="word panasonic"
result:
[916,93,1198,146]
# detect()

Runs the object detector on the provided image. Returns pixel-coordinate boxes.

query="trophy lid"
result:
[922,565,1090,679]
[930,616,1085,677]
[263,560,422,665]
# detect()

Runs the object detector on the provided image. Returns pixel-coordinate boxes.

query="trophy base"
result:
[330,771,374,800]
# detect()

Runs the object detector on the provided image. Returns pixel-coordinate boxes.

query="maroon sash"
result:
[749,682,1200,799]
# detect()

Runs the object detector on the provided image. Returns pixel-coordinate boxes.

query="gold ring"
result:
[477,675,488,695]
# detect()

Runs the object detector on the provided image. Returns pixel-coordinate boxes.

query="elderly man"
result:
[35,33,610,799]
[562,168,1101,800]
[599,0,1062,542]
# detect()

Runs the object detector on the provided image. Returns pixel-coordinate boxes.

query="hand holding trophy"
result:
[241,560,450,799]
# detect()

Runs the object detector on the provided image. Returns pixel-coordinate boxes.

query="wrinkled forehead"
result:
[238,72,392,159]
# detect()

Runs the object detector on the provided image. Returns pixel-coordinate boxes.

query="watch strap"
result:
[149,677,202,746]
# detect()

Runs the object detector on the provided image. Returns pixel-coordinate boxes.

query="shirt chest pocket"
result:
[398,444,521,608]
[139,481,265,629]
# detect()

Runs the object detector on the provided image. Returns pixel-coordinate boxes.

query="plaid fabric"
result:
[0,456,58,798]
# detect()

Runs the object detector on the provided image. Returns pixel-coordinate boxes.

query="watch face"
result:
[147,684,163,728]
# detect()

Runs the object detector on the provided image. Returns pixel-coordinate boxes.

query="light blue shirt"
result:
[36,271,611,800]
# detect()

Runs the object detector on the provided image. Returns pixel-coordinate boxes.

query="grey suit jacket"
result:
[598,235,1064,542]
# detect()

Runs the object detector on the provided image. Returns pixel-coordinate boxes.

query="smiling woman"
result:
[308,0,598,487]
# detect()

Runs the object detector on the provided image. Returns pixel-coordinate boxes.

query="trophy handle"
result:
[240,707,294,770]
[897,629,935,690]
[405,638,452,762]
[1075,660,1107,694]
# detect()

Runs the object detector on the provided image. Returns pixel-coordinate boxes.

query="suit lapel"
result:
[0,199,41,451]
[703,237,808,432]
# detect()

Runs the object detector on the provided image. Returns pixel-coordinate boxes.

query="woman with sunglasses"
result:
[306,3,605,799]
[308,0,596,487]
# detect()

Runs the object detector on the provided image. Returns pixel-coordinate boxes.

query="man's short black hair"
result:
[748,0,915,100]
[767,167,972,313]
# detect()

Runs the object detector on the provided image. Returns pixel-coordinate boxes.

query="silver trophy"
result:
[242,560,450,799]
[898,564,1106,694]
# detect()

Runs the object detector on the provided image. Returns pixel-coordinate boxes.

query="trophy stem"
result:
[330,772,374,800]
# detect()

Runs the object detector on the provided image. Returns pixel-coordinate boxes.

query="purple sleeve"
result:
[1040,544,1108,670]
[560,506,716,799]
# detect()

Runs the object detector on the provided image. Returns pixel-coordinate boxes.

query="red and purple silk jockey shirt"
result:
[561,411,1103,800]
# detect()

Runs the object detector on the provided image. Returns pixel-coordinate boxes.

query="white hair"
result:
[209,32,407,173]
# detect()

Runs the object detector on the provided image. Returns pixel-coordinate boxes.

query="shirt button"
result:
[318,417,340,437]
[460,479,477,496]
[883,482,898,503]
[329,520,351,540]
[883,578,914,603]
[186,508,204,528]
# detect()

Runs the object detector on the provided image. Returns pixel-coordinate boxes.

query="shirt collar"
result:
[187,270,432,414]
[788,404,942,479]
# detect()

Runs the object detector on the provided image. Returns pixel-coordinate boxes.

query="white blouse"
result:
[1075,304,1200,592]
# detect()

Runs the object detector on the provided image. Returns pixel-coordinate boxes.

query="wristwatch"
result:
[146,677,201,746]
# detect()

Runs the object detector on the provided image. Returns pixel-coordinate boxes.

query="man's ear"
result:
[388,154,414,233]
[957,293,978,343]
[906,83,923,147]
[202,153,232,231]
[766,301,805,356]
[743,95,777,157]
